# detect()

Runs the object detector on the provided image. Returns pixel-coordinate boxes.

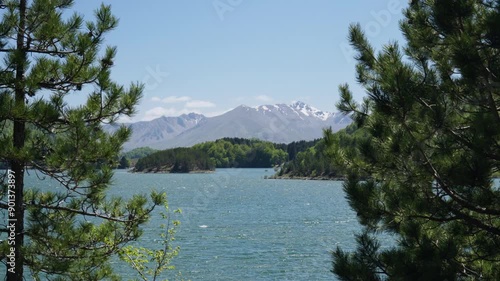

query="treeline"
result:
[116,147,158,169]
[134,147,215,173]
[273,124,367,179]
[123,147,158,160]
[132,138,320,173]
[275,139,341,179]
[193,138,288,168]
[274,139,320,161]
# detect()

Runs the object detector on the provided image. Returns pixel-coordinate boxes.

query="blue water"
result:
[8,168,366,280]
[109,168,361,280]
[7,170,499,280]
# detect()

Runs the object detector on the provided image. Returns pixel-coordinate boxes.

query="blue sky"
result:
[72,1,406,121]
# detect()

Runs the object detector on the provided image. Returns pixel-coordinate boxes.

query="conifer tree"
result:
[0,1,165,280]
[119,156,131,169]
[330,0,500,280]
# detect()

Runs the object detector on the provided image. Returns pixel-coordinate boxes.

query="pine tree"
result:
[330,0,500,280]
[0,1,165,280]
[118,156,131,169]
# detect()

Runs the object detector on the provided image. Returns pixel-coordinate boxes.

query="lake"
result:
[15,169,500,280]
[20,168,367,280]
[109,168,361,280]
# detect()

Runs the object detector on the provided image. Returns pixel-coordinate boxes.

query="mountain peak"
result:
[290,100,307,108]
[288,101,332,121]
[110,100,352,151]
[242,101,335,121]
[181,112,205,119]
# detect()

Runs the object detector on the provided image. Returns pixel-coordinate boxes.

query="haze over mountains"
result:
[108,101,351,151]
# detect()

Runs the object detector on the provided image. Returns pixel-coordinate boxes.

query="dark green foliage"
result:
[282,139,320,161]
[277,124,367,179]
[0,1,166,280]
[122,147,158,160]
[330,1,500,280]
[134,147,215,173]
[131,136,343,176]
[193,138,288,168]
[277,139,340,178]
[133,138,305,172]
[118,156,131,169]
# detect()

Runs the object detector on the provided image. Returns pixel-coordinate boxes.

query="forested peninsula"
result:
[131,125,365,178]
[132,137,319,173]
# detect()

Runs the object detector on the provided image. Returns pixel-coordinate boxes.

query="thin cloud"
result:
[255,95,274,102]
[186,100,216,108]
[140,98,217,121]
[150,95,192,103]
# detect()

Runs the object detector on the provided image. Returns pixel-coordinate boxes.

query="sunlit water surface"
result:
[16,168,390,280]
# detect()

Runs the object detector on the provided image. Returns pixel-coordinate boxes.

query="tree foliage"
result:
[134,138,314,173]
[330,0,500,280]
[118,156,131,169]
[274,138,319,161]
[276,124,367,179]
[122,147,158,161]
[134,147,215,173]
[194,137,288,168]
[119,198,182,281]
[0,1,166,280]
[277,139,339,179]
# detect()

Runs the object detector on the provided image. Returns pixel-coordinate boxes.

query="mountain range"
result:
[108,101,352,151]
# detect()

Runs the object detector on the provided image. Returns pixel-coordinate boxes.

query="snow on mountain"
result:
[114,101,352,151]
[250,101,336,121]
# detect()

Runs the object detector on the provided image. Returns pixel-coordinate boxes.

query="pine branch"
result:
[28,201,156,224]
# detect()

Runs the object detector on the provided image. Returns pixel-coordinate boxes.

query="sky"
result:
[71,0,407,122]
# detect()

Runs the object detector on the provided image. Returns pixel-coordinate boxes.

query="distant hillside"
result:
[132,137,319,173]
[104,113,206,151]
[107,101,351,151]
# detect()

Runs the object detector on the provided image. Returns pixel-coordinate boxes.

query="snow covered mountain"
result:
[253,101,348,122]
[105,113,206,151]
[114,101,351,151]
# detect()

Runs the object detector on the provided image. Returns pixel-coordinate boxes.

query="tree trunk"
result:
[7,0,27,280]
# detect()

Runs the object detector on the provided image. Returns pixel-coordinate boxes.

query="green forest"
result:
[122,147,158,160]
[131,130,373,178]
[193,138,287,168]
[134,147,216,173]
[273,124,367,179]
[1,0,498,280]
[116,147,158,169]
[133,138,320,172]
